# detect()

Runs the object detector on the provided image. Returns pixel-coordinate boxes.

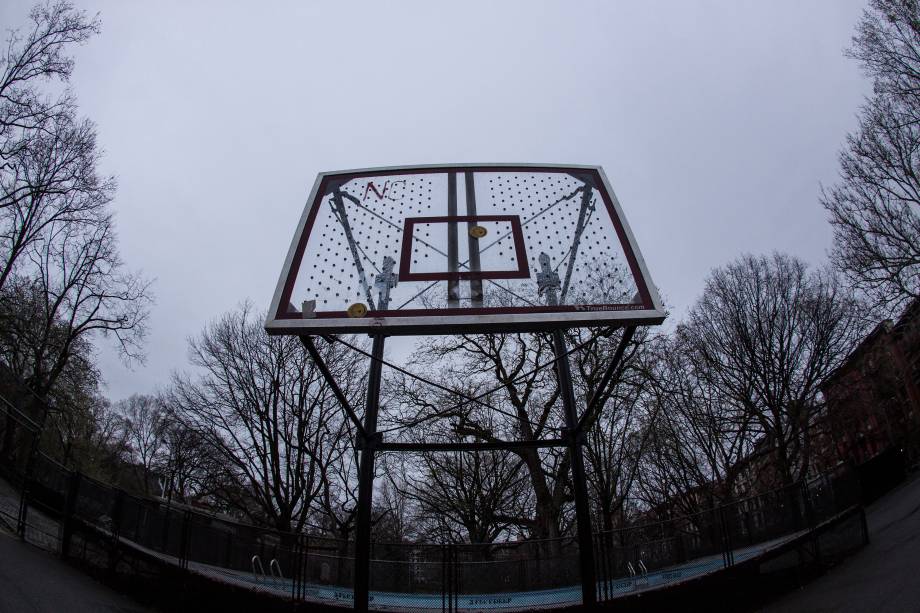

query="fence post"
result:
[15,427,41,538]
[108,489,125,575]
[441,544,449,613]
[451,543,458,613]
[15,474,29,538]
[801,481,816,528]
[859,507,870,545]
[60,471,82,559]
[594,533,608,602]
[179,510,192,570]
[800,481,823,566]
[291,533,301,601]
[718,505,734,567]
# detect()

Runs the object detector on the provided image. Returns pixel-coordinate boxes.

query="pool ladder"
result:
[251,555,284,586]
[627,559,649,589]
[627,560,648,577]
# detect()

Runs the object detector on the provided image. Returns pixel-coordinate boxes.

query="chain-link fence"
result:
[592,472,863,602]
[0,392,869,612]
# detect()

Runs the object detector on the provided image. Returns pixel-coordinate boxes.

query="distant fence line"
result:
[0,391,868,612]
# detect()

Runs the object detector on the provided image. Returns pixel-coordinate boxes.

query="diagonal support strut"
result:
[299,335,369,441]
[574,325,637,434]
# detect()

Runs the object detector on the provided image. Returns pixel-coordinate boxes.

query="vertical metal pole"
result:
[354,334,385,611]
[464,172,483,306]
[108,490,125,575]
[15,476,28,537]
[16,425,42,538]
[179,509,192,570]
[447,172,460,308]
[441,544,446,613]
[552,329,597,606]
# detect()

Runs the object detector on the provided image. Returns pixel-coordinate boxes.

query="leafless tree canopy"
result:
[382,268,653,542]
[0,4,151,477]
[114,394,167,496]
[389,448,530,545]
[0,2,151,397]
[635,336,755,517]
[823,0,920,314]
[170,304,364,533]
[677,253,864,486]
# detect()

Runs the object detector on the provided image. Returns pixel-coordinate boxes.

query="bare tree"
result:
[0,2,151,404]
[389,330,572,543]
[385,264,646,545]
[0,216,150,396]
[170,304,362,533]
[634,336,757,519]
[372,476,417,543]
[583,376,647,533]
[38,344,101,462]
[391,446,530,546]
[823,0,920,313]
[115,393,166,495]
[573,324,656,533]
[677,253,863,487]
[155,408,219,506]
[1,2,108,292]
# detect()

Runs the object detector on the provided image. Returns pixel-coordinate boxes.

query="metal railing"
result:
[252,555,266,583]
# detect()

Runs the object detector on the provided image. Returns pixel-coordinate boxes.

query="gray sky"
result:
[1,1,870,401]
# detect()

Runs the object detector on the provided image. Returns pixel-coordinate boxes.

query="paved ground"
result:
[0,529,154,613]
[763,472,920,613]
[0,478,61,551]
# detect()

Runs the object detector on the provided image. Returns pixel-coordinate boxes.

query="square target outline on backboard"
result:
[265,164,667,336]
[399,215,530,282]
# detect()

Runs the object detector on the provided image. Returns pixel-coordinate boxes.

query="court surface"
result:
[763,473,920,613]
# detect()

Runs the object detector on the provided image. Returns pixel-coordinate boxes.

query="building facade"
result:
[813,299,920,476]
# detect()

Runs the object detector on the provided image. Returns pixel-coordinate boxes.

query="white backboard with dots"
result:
[266,164,665,335]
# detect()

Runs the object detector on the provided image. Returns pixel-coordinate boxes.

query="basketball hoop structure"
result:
[266,164,665,610]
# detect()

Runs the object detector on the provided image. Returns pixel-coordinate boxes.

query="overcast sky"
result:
[1,1,870,401]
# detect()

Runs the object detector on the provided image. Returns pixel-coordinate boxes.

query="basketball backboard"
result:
[266,164,664,335]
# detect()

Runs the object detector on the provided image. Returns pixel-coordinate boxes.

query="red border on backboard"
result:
[399,215,530,282]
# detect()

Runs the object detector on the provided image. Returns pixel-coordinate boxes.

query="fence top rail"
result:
[0,392,41,430]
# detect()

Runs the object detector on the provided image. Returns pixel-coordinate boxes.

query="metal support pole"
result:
[552,329,597,606]
[464,172,483,306]
[447,172,460,307]
[354,334,385,611]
